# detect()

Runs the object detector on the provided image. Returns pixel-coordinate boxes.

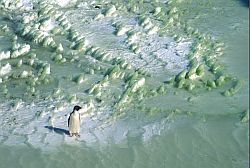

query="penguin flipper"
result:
[68,116,70,127]
[68,112,74,127]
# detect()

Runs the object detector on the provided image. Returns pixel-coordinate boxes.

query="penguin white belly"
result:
[69,114,80,133]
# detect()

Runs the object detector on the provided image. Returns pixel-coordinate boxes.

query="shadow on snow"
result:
[44,126,69,135]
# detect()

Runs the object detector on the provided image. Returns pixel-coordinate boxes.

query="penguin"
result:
[68,105,82,137]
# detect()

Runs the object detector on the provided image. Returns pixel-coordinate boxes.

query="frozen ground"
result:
[0,0,249,168]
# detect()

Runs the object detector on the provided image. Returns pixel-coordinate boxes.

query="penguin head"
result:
[73,105,82,112]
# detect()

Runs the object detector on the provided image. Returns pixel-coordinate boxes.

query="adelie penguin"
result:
[68,105,82,137]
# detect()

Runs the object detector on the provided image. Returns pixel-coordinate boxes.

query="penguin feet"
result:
[69,133,80,137]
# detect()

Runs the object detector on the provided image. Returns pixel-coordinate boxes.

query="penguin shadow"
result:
[44,126,70,136]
